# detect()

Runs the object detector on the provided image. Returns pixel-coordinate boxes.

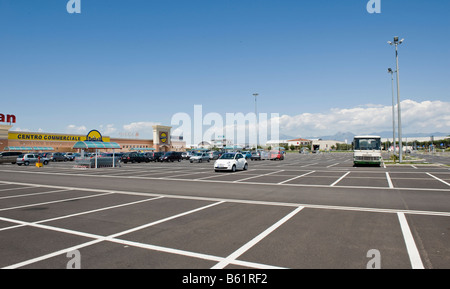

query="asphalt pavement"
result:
[0,152,449,269]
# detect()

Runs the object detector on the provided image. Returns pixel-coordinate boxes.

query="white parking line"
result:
[2,201,226,269]
[330,171,350,187]
[0,192,114,212]
[195,174,226,180]
[397,212,425,269]
[233,170,284,183]
[386,172,394,189]
[2,180,450,216]
[0,189,71,200]
[300,162,319,168]
[211,206,304,269]
[162,171,209,179]
[278,171,315,185]
[326,163,339,168]
[426,173,450,187]
[0,196,165,233]
[0,186,37,193]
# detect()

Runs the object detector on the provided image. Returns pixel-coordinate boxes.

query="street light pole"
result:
[388,68,396,155]
[388,36,404,162]
[253,93,259,149]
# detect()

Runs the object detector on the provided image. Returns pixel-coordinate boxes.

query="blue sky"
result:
[1,0,449,139]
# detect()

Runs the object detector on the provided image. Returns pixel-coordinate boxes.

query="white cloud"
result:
[277,99,450,137]
[11,127,31,132]
[121,121,161,139]
[66,124,88,134]
[99,124,117,136]
[123,121,160,132]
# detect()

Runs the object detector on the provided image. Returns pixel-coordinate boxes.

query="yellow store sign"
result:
[9,132,110,142]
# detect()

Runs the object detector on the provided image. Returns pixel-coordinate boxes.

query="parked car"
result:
[269,150,284,160]
[299,148,310,154]
[72,153,82,160]
[190,152,210,163]
[208,151,221,160]
[65,152,76,161]
[152,152,165,162]
[45,152,68,162]
[121,152,150,163]
[214,152,248,172]
[159,151,182,162]
[16,154,49,166]
[142,152,156,162]
[241,151,252,159]
[259,150,270,160]
[0,151,23,164]
[181,152,193,160]
[250,151,261,161]
[101,152,124,158]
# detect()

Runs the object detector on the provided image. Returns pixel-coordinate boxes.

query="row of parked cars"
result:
[0,151,82,166]
[181,150,285,162]
[120,151,183,163]
[250,150,285,161]
[1,149,285,167]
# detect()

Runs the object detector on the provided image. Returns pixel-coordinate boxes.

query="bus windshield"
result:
[354,138,381,150]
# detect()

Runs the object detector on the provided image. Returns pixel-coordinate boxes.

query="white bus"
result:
[353,135,382,166]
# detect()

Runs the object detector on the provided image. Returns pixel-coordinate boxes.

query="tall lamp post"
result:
[388,68,396,155]
[388,36,404,162]
[253,93,259,149]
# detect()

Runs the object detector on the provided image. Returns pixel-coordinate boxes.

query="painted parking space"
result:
[390,172,450,190]
[236,208,412,269]
[337,172,390,188]
[0,189,100,211]
[405,214,450,269]
[0,192,151,223]
[120,202,294,258]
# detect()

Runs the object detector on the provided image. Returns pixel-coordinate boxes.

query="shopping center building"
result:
[0,119,186,153]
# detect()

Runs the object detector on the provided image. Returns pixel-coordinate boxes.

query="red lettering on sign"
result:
[0,114,16,124]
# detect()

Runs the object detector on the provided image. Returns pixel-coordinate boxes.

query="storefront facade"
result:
[0,124,186,153]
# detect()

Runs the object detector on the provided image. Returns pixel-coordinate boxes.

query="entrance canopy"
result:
[4,146,54,151]
[33,147,55,151]
[130,148,155,151]
[73,141,121,150]
[4,146,32,151]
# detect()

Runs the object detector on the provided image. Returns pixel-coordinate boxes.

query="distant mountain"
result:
[371,131,449,139]
[304,132,356,143]
[278,133,296,140]
[303,131,449,143]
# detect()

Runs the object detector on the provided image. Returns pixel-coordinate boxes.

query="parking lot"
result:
[0,152,450,269]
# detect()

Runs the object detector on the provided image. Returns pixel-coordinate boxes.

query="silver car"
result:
[189,152,210,163]
[208,151,221,160]
[16,154,49,166]
[0,151,23,164]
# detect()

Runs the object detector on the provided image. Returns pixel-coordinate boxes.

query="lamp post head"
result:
[388,68,393,73]
[392,36,404,45]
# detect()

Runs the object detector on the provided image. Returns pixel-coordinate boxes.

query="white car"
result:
[214,152,248,172]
